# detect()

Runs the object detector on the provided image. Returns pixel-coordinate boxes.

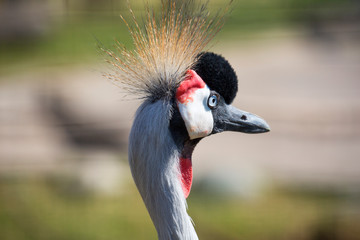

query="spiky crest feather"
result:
[104,0,229,100]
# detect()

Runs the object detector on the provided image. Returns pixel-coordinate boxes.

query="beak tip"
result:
[251,119,270,134]
[264,123,271,132]
[261,121,271,133]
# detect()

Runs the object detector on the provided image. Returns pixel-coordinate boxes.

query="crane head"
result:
[174,52,270,141]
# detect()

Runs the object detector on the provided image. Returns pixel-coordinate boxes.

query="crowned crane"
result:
[104,1,270,239]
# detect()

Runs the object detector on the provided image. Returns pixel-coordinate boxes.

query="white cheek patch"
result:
[177,86,214,139]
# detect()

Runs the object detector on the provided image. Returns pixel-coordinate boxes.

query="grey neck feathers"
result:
[129,100,198,240]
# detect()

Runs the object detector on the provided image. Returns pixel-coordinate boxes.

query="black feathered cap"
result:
[193,52,238,104]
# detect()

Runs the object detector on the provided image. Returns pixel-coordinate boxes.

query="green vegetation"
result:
[0,15,132,75]
[1,177,354,240]
[0,178,156,240]
[0,0,356,75]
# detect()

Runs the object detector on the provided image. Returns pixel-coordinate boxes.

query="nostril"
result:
[241,115,247,121]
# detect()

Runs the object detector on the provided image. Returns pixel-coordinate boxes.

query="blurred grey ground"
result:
[1,30,359,196]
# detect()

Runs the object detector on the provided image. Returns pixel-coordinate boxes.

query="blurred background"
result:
[1,0,360,239]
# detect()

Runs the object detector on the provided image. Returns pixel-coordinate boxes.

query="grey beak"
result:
[224,105,270,133]
[213,104,270,134]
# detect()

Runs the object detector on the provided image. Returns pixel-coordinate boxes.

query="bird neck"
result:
[129,100,199,240]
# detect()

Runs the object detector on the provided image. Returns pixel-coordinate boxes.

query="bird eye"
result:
[207,93,219,109]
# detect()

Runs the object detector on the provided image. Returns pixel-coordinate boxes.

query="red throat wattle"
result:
[180,157,193,198]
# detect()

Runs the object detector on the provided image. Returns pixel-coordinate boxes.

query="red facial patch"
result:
[176,70,206,104]
[180,157,193,198]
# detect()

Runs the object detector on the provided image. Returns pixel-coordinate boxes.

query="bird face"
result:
[175,52,270,141]
[176,70,214,139]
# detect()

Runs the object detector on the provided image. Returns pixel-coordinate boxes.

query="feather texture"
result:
[104,0,228,100]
